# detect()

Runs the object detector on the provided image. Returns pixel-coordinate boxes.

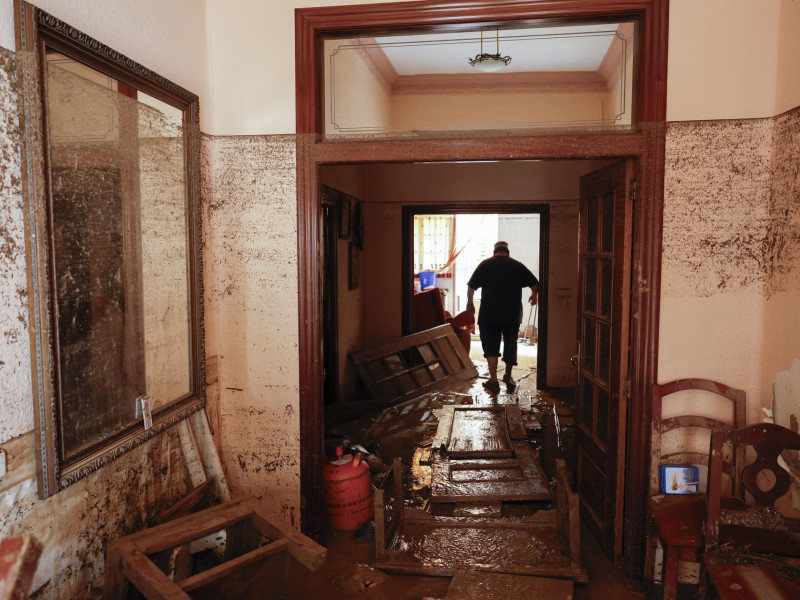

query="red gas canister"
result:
[324,447,374,530]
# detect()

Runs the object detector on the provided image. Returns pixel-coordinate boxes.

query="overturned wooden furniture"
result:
[430,405,551,503]
[374,458,585,581]
[351,325,478,406]
[104,496,326,599]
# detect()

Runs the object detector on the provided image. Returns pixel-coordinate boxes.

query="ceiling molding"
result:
[598,23,634,90]
[353,37,398,95]
[391,71,608,95]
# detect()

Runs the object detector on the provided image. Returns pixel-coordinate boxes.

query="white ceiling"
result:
[370,24,624,76]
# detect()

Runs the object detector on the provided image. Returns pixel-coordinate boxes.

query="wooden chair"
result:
[648,379,745,600]
[703,423,800,599]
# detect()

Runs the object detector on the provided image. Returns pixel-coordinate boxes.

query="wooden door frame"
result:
[321,186,340,405]
[296,0,668,579]
[401,203,550,391]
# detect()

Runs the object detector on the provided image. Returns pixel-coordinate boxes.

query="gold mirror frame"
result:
[15,1,205,498]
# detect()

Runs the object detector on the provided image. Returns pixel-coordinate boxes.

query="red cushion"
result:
[412,288,447,332]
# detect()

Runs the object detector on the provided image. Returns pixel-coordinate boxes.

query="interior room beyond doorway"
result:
[412,211,541,375]
[320,158,614,408]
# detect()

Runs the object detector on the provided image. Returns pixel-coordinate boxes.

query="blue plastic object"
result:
[419,271,437,290]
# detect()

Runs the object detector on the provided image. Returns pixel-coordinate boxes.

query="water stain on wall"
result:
[1,427,192,599]
[0,47,34,441]
[663,118,774,297]
[201,134,301,527]
[766,106,800,296]
[663,107,800,299]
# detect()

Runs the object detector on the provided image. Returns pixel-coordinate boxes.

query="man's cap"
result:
[494,241,509,253]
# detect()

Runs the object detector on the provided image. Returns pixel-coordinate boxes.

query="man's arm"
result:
[528,284,539,306]
[467,286,476,314]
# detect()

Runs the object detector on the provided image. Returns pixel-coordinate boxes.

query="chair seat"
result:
[704,550,800,600]
[649,494,707,547]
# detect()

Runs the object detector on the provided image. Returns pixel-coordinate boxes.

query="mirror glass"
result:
[46,50,191,458]
[323,21,635,136]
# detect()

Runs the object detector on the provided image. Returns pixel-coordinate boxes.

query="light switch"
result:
[0,450,6,478]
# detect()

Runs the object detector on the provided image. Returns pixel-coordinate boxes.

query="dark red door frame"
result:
[401,203,550,391]
[296,0,668,579]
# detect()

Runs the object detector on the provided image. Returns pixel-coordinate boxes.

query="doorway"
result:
[297,0,668,579]
[402,204,550,391]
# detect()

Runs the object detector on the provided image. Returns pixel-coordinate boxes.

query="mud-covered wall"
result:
[1,429,193,598]
[0,47,31,442]
[658,117,773,426]
[201,134,301,527]
[657,106,800,473]
[762,106,800,423]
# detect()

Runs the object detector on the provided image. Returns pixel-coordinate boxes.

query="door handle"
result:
[570,354,579,366]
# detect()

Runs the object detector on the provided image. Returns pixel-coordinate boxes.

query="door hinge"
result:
[629,178,637,202]
[622,378,631,399]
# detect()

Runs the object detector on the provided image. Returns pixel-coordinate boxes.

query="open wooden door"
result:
[575,159,635,560]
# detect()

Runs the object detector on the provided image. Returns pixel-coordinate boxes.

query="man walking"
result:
[466,241,538,392]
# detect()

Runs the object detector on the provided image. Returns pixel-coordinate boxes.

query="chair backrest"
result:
[651,379,746,495]
[705,423,800,550]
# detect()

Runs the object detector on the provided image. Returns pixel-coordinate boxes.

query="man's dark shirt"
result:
[467,255,538,326]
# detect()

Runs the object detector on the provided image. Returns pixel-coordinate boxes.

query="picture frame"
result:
[338,195,351,239]
[353,202,364,250]
[348,243,359,290]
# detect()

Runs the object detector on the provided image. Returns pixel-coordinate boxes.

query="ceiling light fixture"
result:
[468,29,512,72]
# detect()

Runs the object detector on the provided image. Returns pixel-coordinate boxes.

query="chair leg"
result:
[663,544,679,600]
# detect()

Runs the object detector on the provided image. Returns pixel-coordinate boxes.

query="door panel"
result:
[576,159,634,560]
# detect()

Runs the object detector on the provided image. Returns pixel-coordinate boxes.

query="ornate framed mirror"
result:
[15,1,204,498]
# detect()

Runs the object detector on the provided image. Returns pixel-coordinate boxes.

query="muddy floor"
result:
[292,359,643,599]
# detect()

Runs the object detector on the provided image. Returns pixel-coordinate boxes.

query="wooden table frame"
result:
[104,496,326,599]
[374,458,585,581]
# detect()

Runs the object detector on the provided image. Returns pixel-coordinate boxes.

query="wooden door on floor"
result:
[575,159,635,560]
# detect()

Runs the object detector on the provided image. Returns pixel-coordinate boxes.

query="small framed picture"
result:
[348,243,359,290]
[338,195,351,239]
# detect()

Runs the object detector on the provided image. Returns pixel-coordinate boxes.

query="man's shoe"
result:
[502,374,517,389]
[482,380,501,393]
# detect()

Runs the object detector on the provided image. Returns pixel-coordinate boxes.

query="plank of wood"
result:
[159,478,215,523]
[103,541,132,600]
[0,432,35,494]
[179,539,288,593]
[513,442,552,498]
[446,572,574,600]
[243,497,327,572]
[130,498,253,554]
[433,406,455,450]
[556,459,586,582]
[122,549,192,600]
[448,407,513,458]
[374,488,387,562]
[505,405,527,441]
